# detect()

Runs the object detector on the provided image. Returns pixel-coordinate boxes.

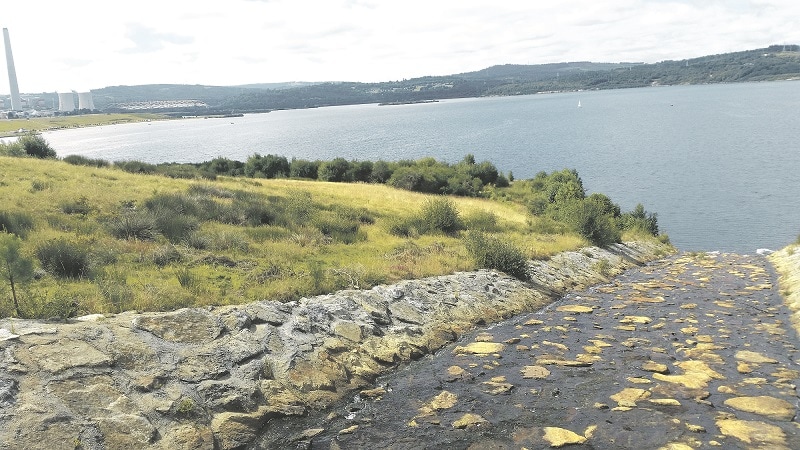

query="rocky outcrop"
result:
[0,241,670,449]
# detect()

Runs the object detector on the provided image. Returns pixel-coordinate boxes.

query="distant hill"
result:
[84,45,800,113]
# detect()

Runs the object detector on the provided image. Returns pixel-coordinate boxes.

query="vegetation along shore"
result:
[1,135,664,319]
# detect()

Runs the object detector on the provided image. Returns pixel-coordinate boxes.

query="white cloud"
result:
[1,0,799,92]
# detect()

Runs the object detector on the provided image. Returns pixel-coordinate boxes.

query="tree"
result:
[0,233,34,317]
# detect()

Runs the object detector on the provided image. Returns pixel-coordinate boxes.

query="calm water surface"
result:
[44,81,800,253]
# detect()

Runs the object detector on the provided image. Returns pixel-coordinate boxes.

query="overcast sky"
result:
[3,0,799,93]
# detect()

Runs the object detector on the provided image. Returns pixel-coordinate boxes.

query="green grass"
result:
[0,156,601,318]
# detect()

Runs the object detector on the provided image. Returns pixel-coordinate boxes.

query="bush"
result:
[0,140,26,157]
[317,158,351,182]
[289,159,320,179]
[619,204,659,236]
[558,200,621,247]
[115,160,157,174]
[244,154,290,178]
[464,231,529,281]
[419,198,462,235]
[62,154,110,167]
[35,239,91,278]
[19,132,56,159]
[0,210,34,237]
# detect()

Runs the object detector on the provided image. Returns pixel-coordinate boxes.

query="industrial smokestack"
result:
[3,28,22,111]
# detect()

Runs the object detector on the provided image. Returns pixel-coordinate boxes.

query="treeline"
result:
[60,153,662,247]
[64,153,511,198]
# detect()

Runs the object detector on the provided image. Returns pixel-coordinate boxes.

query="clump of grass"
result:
[35,239,92,279]
[152,244,182,267]
[109,210,157,240]
[0,210,35,237]
[463,210,498,232]
[60,196,93,216]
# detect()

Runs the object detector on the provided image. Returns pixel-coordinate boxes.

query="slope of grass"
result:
[0,156,588,319]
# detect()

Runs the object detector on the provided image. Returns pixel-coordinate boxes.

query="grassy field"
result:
[0,113,169,137]
[0,156,602,319]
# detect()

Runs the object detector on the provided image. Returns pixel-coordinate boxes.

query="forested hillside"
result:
[80,45,800,112]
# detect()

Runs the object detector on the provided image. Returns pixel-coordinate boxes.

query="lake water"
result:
[43,81,800,253]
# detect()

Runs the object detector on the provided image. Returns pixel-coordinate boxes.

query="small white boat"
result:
[577,100,582,108]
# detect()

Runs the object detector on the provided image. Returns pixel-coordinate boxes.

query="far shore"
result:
[0,113,173,138]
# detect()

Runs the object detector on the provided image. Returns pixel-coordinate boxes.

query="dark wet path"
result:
[260,253,800,449]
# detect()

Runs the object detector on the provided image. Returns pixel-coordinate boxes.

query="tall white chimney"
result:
[3,28,22,111]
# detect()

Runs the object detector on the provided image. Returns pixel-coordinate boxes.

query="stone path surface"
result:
[261,252,800,449]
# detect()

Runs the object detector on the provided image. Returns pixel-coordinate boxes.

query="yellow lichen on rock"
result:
[521,365,551,379]
[610,388,651,407]
[543,427,587,447]
[716,418,787,446]
[453,342,504,355]
[723,396,796,421]
[620,316,652,324]
[452,413,489,429]
[735,350,778,364]
[418,391,458,416]
[556,305,593,313]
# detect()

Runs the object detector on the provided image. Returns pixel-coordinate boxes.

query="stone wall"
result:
[0,241,671,449]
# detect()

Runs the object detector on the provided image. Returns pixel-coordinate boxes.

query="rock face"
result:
[0,241,668,449]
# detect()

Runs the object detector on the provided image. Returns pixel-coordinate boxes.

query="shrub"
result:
[290,159,320,179]
[115,160,157,174]
[556,200,621,247]
[35,239,91,278]
[419,198,462,235]
[464,231,529,281]
[370,160,394,183]
[0,210,35,237]
[0,140,26,157]
[317,158,351,182]
[244,154,290,178]
[62,154,110,167]
[619,204,659,236]
[19,132,56,159]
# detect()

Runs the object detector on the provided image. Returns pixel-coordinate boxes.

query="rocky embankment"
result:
[0,241,669,449]
[273,250,800,449]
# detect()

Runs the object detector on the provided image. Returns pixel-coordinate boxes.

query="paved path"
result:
[262,253,800,449]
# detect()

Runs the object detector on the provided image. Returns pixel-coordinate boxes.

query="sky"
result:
[3,0,800,93]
